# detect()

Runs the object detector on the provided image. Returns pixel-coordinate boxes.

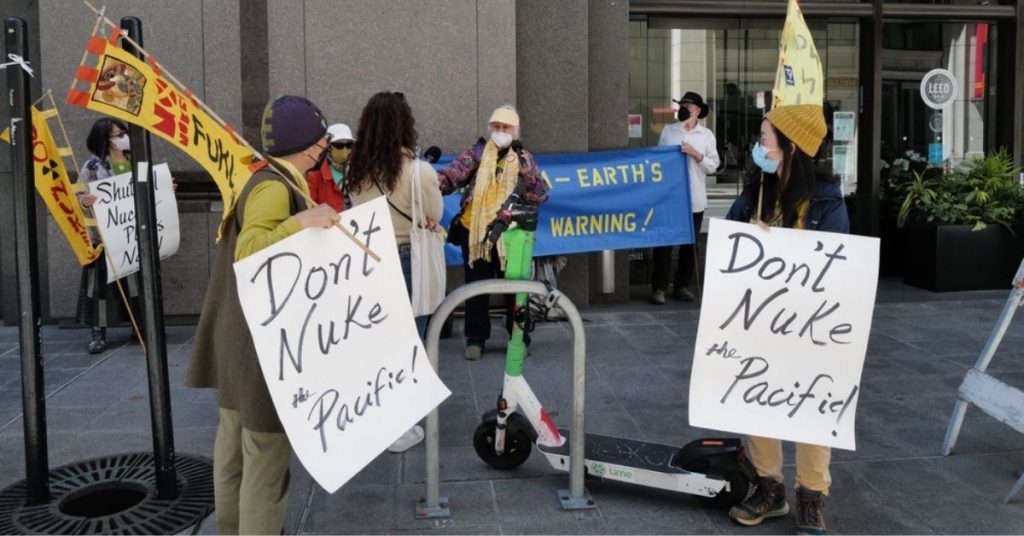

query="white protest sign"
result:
[233,196,451,493]
[88,162,180,282]
[689,218,879,450]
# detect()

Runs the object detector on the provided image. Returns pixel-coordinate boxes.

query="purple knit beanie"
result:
[260,95,328,157]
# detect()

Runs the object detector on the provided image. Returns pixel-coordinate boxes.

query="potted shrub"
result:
[895,149,1024,291]
[879,151,938,277]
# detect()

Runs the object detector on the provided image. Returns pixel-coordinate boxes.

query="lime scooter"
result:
[471,182,758,509]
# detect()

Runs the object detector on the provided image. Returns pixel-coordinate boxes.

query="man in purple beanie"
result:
[187,96,340,535]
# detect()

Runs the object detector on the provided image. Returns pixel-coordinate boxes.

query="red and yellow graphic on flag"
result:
[31,106,103,265]
[772,0,824,108]
[66,31,256,218]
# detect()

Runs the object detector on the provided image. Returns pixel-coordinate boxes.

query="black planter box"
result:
[902,224,1024,291]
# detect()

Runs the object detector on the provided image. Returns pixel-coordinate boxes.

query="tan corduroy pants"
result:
[747,435,831,494]
[213,407,292,535]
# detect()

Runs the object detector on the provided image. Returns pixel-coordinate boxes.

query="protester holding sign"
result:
[75,117,141,354]
[307,122,355,212]
[724,104,847,535]
[186,96,338,535]
[651,92,720,304]
[437,105,548,360]
[347,91,443,453]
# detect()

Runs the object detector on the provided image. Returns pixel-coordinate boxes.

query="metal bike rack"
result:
[416,279,591,519]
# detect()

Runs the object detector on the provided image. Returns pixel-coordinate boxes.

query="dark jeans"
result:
[452,221,523,347]
[651,211,704,292]
[399,244,429,339]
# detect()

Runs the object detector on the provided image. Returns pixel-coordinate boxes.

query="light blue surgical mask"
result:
[752,142,780,174]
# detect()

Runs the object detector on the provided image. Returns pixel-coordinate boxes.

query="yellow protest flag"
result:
[30,105,103,265]
[772,0,824,108]
[66,30,256,222]
[0,127,9,144]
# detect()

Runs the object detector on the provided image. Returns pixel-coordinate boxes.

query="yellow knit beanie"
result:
[765,104,827,157]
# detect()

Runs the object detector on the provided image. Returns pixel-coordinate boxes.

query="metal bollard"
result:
[416,279,590,518]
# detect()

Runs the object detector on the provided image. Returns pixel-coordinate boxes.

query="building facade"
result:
[0,0,1021,323]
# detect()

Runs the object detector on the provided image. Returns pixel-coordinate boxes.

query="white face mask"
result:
[110,136,130,152]
[491,131,513,148]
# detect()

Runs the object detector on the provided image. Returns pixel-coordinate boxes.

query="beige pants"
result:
[747,435,831,494]
[213,407,292,535]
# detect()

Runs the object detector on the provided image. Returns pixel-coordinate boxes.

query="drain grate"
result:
[0,452,213,535]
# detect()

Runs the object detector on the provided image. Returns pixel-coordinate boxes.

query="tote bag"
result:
[409,159,446,316]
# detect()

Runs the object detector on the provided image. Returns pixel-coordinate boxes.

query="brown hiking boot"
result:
[728,476,788,526]
[796,487,827,535]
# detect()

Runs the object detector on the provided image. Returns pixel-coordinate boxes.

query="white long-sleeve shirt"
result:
[657,122,720,213]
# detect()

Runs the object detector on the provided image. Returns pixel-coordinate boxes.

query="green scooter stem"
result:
[502,225,535,378]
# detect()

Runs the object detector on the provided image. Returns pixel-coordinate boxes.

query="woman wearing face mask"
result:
[76,117,143,354]
[724,104,848,536]
[306,123,354,212]
[436,105,549,361]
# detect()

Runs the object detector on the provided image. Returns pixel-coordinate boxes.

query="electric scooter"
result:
[471,183,757,509]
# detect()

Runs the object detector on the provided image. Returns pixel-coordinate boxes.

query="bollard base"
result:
[558,488,597,510]
[414,495,450,519]
[0,452,213,535]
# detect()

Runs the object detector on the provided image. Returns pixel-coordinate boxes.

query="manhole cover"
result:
[0,452,213,534]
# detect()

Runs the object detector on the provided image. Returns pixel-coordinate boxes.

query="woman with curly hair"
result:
[347,91,443,453]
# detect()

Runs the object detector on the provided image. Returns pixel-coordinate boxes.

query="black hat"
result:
[674,92,709,119]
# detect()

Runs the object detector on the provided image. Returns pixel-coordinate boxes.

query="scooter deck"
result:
[536,429,688,474]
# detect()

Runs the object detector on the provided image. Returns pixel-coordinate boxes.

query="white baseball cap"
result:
[327,123,354,142]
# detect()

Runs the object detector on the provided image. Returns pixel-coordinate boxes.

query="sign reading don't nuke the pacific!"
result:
[66,30,256,218]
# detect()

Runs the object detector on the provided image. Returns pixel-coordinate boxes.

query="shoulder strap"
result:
[232,169,304,234]
[372,175,413,222]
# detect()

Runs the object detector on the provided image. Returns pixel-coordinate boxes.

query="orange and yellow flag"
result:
[66,30,256,221]
[31,105,103,265]
[772,0,824,108]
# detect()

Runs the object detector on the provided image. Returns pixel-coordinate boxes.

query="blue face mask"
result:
[752,142,780,174]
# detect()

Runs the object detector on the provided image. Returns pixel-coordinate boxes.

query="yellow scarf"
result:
[467,141,519,266]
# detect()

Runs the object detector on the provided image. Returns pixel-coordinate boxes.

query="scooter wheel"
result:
[473,419,532,470]
[696,470,752,509]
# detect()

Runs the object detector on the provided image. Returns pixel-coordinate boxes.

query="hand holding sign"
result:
[233,197,450,493]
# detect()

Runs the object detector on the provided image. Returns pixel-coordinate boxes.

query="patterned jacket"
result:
[436,138,549,217]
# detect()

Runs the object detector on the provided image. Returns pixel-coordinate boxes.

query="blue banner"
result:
[438,145,693,265]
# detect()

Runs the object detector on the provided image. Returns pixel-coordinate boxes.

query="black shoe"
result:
[88,328,107,355]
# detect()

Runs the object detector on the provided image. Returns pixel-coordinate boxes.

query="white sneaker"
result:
[387,425,425,453]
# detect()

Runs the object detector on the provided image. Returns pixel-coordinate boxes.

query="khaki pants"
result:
[747,435,831,494]
[213,407,291,535]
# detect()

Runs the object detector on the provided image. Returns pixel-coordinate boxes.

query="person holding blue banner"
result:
[724,104,847,535]
[651,92,719,304]
[437,105,548,360]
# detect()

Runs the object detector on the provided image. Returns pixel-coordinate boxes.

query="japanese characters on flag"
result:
[233,197,451,493]
[67,29,255,227]
[689,219,879,450]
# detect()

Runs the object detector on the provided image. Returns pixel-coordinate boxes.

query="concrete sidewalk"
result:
[2,278,1024,534]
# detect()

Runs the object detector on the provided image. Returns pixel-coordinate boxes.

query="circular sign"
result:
[920,69,958,110]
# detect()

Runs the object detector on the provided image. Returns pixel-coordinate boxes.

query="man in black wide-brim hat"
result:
[651,91,720,304]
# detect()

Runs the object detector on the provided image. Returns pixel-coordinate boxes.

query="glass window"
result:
[881,22,995,167]
[629,18,861,197]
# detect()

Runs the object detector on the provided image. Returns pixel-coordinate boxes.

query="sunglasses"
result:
[331,142,354,150]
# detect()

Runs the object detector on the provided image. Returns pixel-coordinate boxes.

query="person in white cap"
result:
[437,104,549,360]
[306,122,354,212]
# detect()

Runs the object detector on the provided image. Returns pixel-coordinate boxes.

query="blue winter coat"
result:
[725,176,850,234]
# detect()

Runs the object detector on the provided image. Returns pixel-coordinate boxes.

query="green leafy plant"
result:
[896,149,1023,231]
